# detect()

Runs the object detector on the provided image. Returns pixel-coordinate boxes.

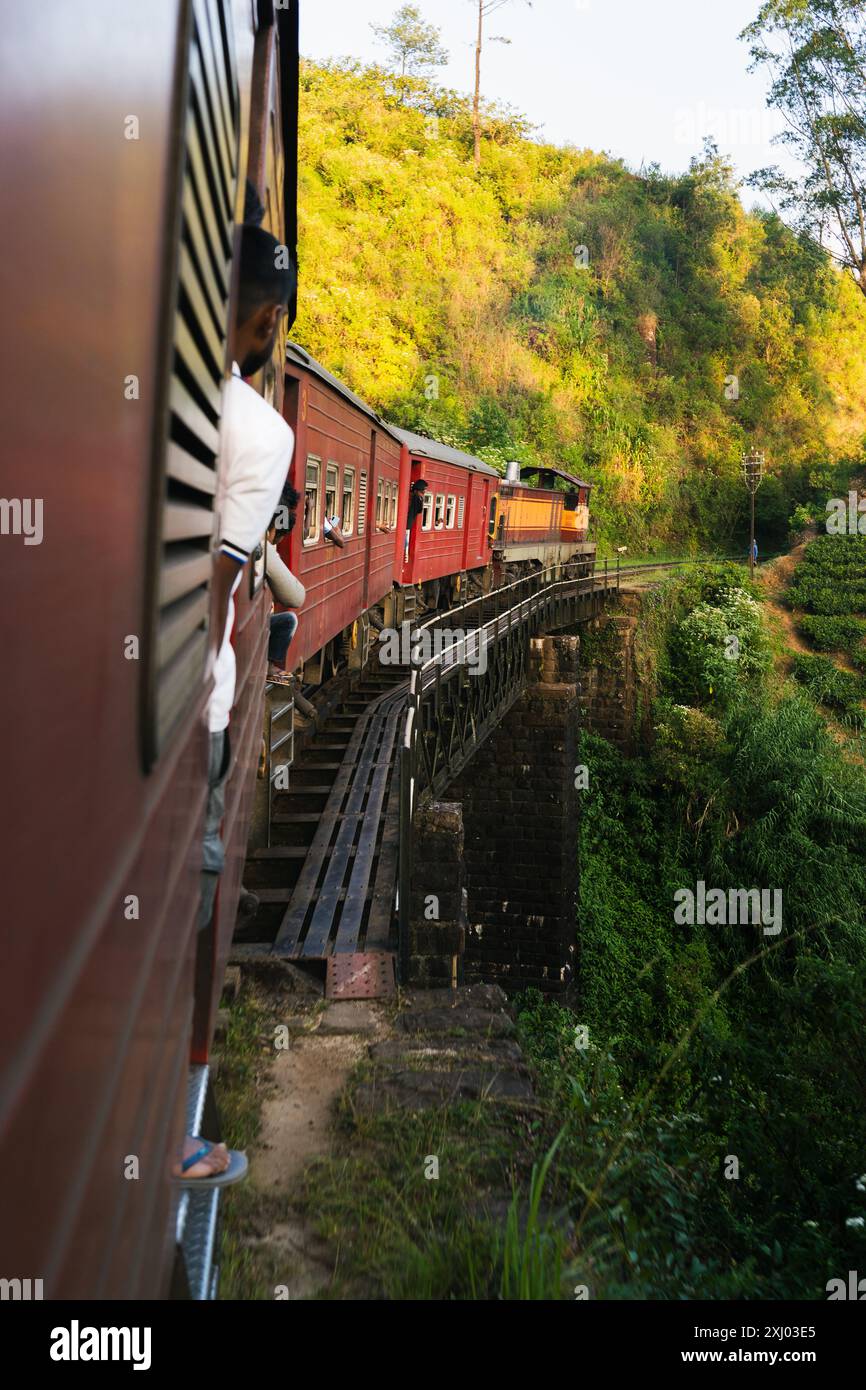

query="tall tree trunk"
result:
[473,0,483,169]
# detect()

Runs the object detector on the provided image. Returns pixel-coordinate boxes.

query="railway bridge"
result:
[243,562,646,996]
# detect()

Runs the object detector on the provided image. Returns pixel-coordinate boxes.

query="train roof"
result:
[285,340,403,439]
[386,425,500,478]
[518,463,592,490]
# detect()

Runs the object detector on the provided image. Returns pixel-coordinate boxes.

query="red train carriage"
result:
[277,343,404,682]
[391,427,500,606]
[0,0,299,1300]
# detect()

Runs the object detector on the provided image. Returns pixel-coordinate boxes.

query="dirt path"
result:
[755,537,814,671]
[251,998,391,1298]
[754,511,865,755]
[220,974,536,1299]
[216,962,395,1299]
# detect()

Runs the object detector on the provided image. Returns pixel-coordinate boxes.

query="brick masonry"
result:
[406,610,644,995]
[441,635,582,995]
[578,592,641,753]
[407,800,467,988]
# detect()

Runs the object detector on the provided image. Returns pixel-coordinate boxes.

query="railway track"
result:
[243,665,409,970]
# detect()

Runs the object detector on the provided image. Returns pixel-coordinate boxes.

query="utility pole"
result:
[741,449,765,581]
[471,0,525,170]
[473,0,484,169]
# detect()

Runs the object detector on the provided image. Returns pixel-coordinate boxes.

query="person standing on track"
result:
[175,223,296,1188]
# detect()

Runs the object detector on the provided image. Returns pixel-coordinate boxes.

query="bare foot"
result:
[173,1135,230,1180]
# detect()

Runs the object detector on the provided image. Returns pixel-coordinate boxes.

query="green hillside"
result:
[294,59,866,551]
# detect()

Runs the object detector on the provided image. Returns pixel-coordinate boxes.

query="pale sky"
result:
[301,0,795,200]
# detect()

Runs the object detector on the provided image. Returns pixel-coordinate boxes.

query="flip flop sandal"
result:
[175,1138,249,1189]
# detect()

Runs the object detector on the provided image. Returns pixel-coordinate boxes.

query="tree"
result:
[371,4,449,78]
[470,0,531,169]
[741,0,866,297]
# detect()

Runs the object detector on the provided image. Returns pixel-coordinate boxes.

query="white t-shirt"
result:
[209,364,295,733]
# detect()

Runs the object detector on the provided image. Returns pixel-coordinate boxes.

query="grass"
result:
[305,1084,548,1299]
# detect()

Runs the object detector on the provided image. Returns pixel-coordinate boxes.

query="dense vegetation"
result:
[787,534,866,613]
[267,558,866,1301]
[796,614,866,668]
[785,534,866,722]
[295,59,866,550]
[532,560,866,1298]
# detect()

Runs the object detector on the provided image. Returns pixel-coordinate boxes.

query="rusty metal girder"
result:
[326,951,396,999]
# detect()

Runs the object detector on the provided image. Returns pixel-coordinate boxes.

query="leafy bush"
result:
[787,536,866,614]
[788,502,815,542]
[796,614,866,655]
[790,652,866,725]
[666,587,771,707]
[652,702,726,798]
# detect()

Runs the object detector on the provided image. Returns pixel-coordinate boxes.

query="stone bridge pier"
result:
[407,635,582,995]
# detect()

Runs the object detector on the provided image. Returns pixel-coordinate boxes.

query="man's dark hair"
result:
[243,177,266,227]
[280,481,300,511]
[411,478,429,491]
[237,224,297,324]
[271,481,301,536]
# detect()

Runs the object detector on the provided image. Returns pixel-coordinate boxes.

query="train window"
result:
[325,463,339,525]
[445,495,456,528]
[434,494,445,529]
[457,496,465,529]
[341,467,355,535]
[565,492,578,510]
[421,492,433,530]
[358,471,367,535]
[388,481,398,528]
[376,478,384,526]
[488,496,498,538]
[304,458,321,544]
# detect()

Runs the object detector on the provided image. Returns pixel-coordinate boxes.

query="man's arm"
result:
[210,551,243,659]
[323,515,346,549]
[266,541,306,607]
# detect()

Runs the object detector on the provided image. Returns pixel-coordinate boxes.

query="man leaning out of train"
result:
[174,224,297,1190]
[266,481,305,684]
